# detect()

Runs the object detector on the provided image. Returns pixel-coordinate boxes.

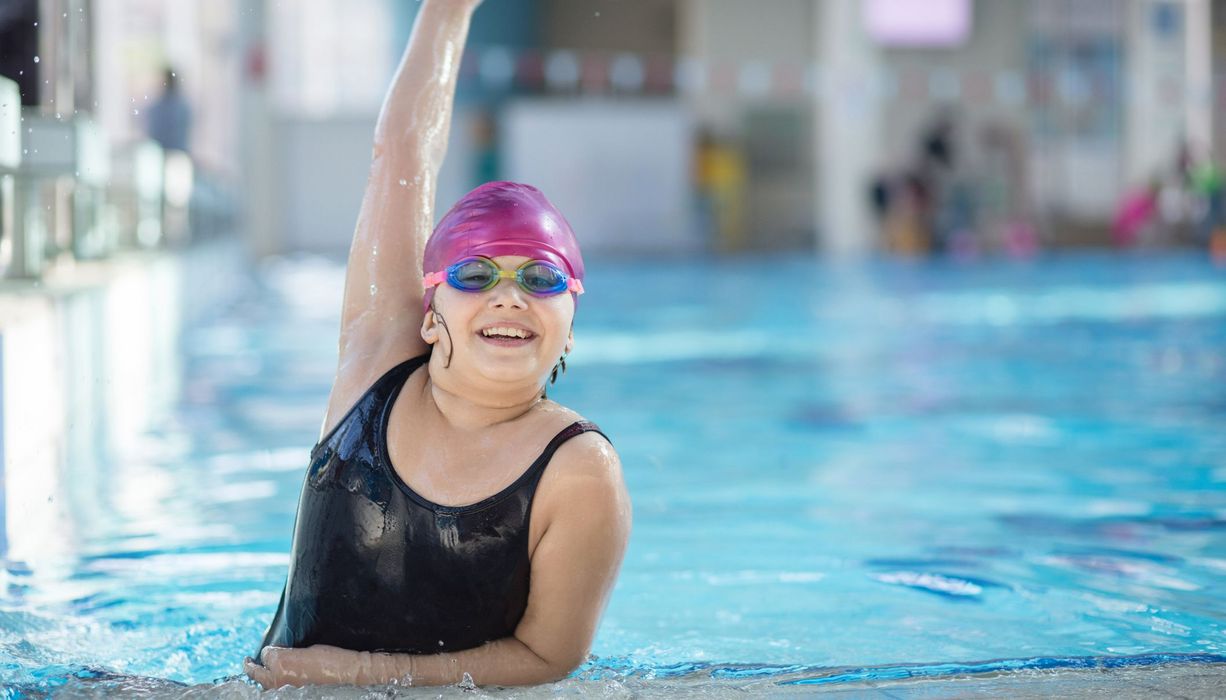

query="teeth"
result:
[482,326,530,339]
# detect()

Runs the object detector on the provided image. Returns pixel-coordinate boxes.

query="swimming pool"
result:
[2,251,1225,695]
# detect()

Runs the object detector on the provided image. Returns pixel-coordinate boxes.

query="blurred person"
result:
[694,127,747,253]
[1112,182,1160,248]
[977,122,1039,258]
[878,172,931,256]
[472,108,500,184]
[244,0,630,689]
[1190,158,1223,241]
[918,108,964,254]
[1191,160,1226,262]
[145,67,191,153]
[875,109,960,257]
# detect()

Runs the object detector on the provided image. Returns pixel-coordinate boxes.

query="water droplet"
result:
[369,284,377,295]
[437,640,444,646]
[595,11,601,16]
[132,108,140,115]
[398,178,407,186]
[33,56,39,63]
[414,175,421,183]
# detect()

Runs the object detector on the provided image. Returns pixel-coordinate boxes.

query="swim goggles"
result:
[423,256,585,297]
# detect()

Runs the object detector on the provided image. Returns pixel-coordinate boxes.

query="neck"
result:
[425,356,544,431]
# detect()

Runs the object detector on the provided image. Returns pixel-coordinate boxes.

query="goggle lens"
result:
[519,262,567,294]
[450,259,499,290]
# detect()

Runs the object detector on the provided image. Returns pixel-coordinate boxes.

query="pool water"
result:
[2,252,1225,695]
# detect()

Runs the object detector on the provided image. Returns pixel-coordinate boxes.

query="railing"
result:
[0,77,21,279]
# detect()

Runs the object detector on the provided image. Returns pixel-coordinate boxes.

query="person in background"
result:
[145,67,191,154]
[694,127,747,253]
[243,0,631,689]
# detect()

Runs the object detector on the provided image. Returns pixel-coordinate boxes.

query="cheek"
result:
[540,299,574,337]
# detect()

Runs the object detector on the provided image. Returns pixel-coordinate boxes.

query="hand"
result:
[244,645,367,689]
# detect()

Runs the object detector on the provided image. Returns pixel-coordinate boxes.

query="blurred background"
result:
[1,0,1226,692]
[3,0,1225,264]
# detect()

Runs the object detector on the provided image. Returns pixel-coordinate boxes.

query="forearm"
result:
[360,636,575,688]
[337,0,478,333]
[374,0,480,173]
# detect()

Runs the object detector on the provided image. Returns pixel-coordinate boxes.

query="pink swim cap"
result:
[422,181,584,311]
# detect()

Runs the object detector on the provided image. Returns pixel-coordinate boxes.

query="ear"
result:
[420,309,440,345]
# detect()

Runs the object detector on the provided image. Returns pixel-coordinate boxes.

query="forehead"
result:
[487,255,531,267]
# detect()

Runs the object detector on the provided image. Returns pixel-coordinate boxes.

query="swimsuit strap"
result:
[546,420,609,449]
[375,353,431,392]
[313,353,430,454]
[522,420,610,485]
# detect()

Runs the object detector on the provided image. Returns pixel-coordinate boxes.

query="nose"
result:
[486,277,528,309]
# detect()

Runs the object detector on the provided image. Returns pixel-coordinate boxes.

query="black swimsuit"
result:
[258,353,607,655]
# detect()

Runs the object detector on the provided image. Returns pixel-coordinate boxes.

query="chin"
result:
[474,356,547,386]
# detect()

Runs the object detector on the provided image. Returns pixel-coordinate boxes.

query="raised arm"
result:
[326,0,481,426]
[246,435,632,688]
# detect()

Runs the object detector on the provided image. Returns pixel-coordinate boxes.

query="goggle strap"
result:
[568,278,585,294]
[423,271,446,289]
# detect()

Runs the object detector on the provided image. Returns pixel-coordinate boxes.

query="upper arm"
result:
[337,148,433,367]
[319,151,434,439]
[512,434,632,673]
[327,0,479,420]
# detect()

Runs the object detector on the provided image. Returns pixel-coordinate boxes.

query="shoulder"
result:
[535,418,630,531]
[533,402,618,479]
[551,428,619,478]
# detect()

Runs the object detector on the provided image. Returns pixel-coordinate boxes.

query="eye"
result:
[521,263,565,292]
[452,260,496,289]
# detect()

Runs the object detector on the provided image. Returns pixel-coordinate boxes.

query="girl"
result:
[244,0,630,688]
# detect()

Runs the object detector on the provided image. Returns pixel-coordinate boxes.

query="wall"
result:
[542,0,676,54]
[502,97,697,255]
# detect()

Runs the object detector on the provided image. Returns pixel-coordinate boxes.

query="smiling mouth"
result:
[480,326,536,340]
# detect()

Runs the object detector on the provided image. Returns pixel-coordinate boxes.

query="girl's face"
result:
[422,255,575,391]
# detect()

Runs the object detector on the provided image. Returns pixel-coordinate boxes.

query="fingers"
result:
[243,656,273,689]
[248,647,296,689]
[245,645,360,688]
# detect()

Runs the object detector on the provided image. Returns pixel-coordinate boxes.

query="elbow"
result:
[549,652,589,683]
[535,658,584,685]
[518,641,589,685]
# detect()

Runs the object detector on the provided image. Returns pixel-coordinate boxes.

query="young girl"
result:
[243,0,630,688]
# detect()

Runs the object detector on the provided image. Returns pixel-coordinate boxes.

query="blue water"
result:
[2,252,1225,694]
